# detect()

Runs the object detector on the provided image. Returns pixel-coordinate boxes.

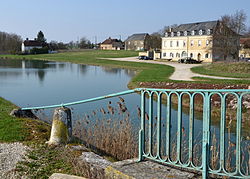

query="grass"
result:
[191,62,250,78]
[192,76,250,84]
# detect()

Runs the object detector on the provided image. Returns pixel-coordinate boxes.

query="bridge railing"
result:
[21,88,250,178]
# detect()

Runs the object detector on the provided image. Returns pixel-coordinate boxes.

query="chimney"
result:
[26,38,29,41]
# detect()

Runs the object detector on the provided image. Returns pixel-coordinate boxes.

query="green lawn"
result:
[191,62,250,78]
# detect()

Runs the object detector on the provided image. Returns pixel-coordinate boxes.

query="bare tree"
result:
[0,31,22,54]
[221,10,247,35]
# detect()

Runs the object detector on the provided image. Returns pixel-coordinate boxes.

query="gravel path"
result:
[103,57,243,81]
[0,142,28,178]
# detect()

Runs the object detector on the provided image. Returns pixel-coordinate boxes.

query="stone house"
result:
[125,33,150,51]
[239,37,250,59]
[161,21,240,62]
[21,38,43,53]
[100,37,123,50]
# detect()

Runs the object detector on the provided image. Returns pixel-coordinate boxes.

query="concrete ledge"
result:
[49,173,87,179]
[76,152,199,179]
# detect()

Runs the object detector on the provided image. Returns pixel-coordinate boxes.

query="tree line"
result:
[0,31,22,54]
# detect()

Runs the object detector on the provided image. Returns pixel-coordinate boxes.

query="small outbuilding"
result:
[100,37,123,50]
[21,38,43,53]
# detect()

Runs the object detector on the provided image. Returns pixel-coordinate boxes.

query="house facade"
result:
[161,21,240,62]
[22,38,43,53]
[125,33,150,51]
[239,38,250,59]
[100,37,123,50]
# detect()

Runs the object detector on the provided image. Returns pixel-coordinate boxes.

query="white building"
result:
[21,38,43,53]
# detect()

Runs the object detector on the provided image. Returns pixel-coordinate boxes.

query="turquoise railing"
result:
[21,88,250,178]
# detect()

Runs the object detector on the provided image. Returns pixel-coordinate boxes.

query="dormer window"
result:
[171,32,174,37]
[199,30,203,35]
[177,31,181,36]
[191,30,196,35]
[207,29,211,35]
[184,31,188,36]
[165,32,169,37]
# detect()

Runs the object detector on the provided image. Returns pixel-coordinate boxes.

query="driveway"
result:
[104,57,239,81]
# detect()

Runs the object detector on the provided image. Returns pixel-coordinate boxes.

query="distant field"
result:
[191,62,250,78]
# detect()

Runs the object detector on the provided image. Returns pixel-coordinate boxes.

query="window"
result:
[181,51,187,57]
[128,41,130,45]
[171,32,174,37]
[170,53,174,58]
[170,41,173,47]
[207,29,211,35]
[205,53,209,58]
[190,53,193,58]
[191,30,195,35]
[184,31,188,36]
[165,32,169,37]
[163,53,166,57]
[176,41,179,47]
[183,41,186,47]
[191,40,194,46]
[177,31,181,36]
[206,40,209,46]
[140,41,143,45]
[164,41,167,47]
[176,53,180,58]
[198,40,201,46]
[134,41,137,45]
[199,30,203,35]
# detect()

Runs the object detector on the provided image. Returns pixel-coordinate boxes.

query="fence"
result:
[21,88,250,178]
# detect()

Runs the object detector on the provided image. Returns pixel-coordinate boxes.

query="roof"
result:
[172,21,218,32]
[23,40,43,47]
[101,37,121,44]
[125,33,149,41]
[240,38,250,44]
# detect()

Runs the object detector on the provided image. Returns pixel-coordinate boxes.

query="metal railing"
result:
[21,88,250,178]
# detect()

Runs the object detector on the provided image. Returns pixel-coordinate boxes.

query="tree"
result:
[148,32,162,50]
[37,31,46,43]
[79,37,91,49]
[221,10,247,35]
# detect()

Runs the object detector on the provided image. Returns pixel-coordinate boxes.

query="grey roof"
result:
[125,33,149,41]
[172,21,218,32]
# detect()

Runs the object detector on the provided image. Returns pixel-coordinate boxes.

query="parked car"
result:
[178,57,202,64]
[138,56,153,60]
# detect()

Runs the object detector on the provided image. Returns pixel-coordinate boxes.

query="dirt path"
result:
[103,57,241,81]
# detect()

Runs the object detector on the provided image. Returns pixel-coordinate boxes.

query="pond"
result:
[0,59,249,171]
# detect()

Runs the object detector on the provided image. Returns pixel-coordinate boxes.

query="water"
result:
[0,59,249,172]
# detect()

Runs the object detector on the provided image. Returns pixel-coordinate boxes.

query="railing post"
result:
[47,107,72,145]
[202,92,209,179]
[138,90,145,162]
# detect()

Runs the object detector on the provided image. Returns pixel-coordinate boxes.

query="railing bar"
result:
[138,91,145,161]
[177,93,182,162]
[166,94,171,160]
[236,95,242,173]
[148,92,153,156]
[157,93,162,158]
[22,89,137,110]
[189,94,194,164]
[220,95,226,171]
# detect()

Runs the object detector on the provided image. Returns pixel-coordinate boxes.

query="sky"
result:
[1,0,250,43]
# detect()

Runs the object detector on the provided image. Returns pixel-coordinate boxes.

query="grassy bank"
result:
[191,62,250,78]
[0,97,87,178]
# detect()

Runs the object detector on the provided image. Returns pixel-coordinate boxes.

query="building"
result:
[100,37,123,50]
[125,33,150,51]
[22,38,43,53]
[239,38,250,59]
[161,21,240,62]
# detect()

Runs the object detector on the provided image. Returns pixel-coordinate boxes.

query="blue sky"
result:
[1,0,249,43]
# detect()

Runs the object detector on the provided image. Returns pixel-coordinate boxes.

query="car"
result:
[138,56,153,60]
[178,57,202,64]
